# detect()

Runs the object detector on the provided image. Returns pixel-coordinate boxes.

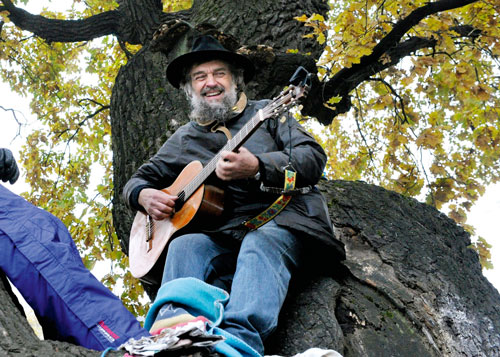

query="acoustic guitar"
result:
[128,71,310,282]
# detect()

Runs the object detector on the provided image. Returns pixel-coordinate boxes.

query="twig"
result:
[368,77,409,124]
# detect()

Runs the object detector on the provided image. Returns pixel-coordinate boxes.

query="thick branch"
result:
[359,0,478,64]
[303,0,480,125]
[303,36,436,124]
[0,0,191,44]
[0,0,121,42]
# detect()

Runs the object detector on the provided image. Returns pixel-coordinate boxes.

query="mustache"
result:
[200,85,225,96]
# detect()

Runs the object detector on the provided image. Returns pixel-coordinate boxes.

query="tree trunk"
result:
[266,180,500,356]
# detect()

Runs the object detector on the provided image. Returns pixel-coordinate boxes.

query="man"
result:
[123,35,344,356]
[0,148,149,350]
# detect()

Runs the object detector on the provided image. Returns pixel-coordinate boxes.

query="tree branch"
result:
[0,0,191,44]
[353,89,377,171]
[302,0,480,125]
[303,36,436,124]
[1,105,26,140]
[1,0,121,43]
[368,77,410,124]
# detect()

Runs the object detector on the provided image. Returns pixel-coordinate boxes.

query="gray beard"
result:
[189,87,238,124]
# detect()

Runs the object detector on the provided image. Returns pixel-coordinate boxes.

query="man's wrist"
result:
[130,185,149,211]
[252,157,265,181]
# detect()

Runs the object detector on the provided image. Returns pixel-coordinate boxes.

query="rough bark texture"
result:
[266,180,500,356]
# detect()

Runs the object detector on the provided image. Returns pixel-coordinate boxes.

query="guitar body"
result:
[128,160,224,280]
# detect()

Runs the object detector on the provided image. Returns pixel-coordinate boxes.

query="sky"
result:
[1,0,499,293]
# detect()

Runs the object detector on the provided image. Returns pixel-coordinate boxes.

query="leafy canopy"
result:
[297,0,499,268]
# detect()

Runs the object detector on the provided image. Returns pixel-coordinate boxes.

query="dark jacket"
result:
[123,99,344,257]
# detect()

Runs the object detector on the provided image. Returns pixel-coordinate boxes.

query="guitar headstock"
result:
[265,67,312,118]
[288,66,312,102]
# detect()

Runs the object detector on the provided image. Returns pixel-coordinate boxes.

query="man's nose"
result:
[205,73,218,86]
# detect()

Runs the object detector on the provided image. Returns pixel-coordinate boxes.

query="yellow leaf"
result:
[294,14,309,22]
[415,128,442,149]
[309,13,325,22]
[317,33,326,45]
[430,164,446,176]
[449,207,466,224]
[472,85,490,101]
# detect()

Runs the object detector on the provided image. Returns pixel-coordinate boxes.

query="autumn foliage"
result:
[296,1,499,271]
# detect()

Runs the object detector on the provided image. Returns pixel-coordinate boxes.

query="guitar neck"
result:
[181,112,266,200]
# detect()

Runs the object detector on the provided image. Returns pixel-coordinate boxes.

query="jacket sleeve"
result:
[122,130,186,211]
[256,117,327,188]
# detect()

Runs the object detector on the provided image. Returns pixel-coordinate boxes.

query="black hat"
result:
[166,35,255,89]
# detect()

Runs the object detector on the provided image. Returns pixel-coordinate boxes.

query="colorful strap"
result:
[243,169,296,230]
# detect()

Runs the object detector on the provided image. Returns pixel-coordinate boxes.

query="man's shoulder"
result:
[172,121,203,135]
[247,98,271,110]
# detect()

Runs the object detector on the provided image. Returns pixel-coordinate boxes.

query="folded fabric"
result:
[144,277,261,357]
[119,319,224,356]
[149,304,209,335]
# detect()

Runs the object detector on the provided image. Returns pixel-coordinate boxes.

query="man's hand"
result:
[138,188,178,221]
[216,147,259,181]
[0,148,20,184]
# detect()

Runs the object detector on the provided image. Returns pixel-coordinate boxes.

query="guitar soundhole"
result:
[175,191,186,211]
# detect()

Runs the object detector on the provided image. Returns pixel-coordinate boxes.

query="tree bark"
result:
[266,180,500,356]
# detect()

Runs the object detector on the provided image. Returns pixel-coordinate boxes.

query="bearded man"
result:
[123,35,343,356]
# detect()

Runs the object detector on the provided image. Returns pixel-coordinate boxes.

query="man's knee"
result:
[163,234,221,283]
[243,221,299,252]
[168,233,210,253]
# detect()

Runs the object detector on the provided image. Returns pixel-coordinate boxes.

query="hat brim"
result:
[166,50,255,89]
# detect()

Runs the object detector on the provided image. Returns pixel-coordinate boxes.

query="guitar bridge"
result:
[145,215,155,252]
[146,215,153,241]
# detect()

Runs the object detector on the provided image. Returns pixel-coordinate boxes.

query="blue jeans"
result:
[161,220,303,354]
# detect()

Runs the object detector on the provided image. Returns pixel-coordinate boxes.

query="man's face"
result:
[189,60,233,105]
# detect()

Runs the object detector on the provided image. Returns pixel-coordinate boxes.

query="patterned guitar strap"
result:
[243,114,312,230]
[243,167,297,230]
